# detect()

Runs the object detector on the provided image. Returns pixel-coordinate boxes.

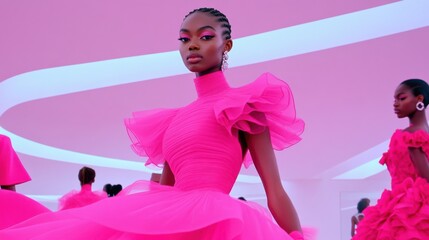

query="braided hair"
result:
[184,8,232,40]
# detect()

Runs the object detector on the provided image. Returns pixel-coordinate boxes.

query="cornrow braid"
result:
[184,7,232,40]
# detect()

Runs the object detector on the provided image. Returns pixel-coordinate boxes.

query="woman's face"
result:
[179,12,231,76]
[393,84,422,118]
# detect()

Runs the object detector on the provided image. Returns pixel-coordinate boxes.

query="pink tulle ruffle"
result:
[214,72,304,167]
[0,190,50,229]
[125,109,179,166]
[124,73,304,168]
[353,177,429,239]
[58,185,107,210]
[0,135,31,185]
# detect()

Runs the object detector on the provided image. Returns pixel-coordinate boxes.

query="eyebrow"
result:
[395,92,406,98]
[180,25,216,33]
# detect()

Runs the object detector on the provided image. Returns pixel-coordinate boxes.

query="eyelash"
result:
[178,37,189,43]
[178,35,215,43]
[201,35,214,40]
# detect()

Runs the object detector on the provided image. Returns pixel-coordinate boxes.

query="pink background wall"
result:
[1,1,428,239]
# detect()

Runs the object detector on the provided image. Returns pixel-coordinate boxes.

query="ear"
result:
[224,39,233,52]
[418,95,425,102]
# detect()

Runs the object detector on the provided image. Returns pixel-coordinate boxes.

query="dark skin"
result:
[160,11,302,234]
[1,185,16,191]
[178,12,232,77]
[159,162,174,186]
[394,84,429,181]
[351,215,361,237]
[351,199,369,237]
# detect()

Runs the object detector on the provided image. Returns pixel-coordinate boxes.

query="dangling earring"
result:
[222,51,229,71]
[416,101,425,111]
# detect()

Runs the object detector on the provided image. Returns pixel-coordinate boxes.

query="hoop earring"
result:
[222,51,229,71]
[416,101,425,111]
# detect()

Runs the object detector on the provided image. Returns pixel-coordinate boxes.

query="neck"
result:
[409,111,428,129]
[195,66,222,78]
[81,184,92,191]
[194,71,229,98]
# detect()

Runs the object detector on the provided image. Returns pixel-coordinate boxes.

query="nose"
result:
[188,39,199,51]
[393,100,399,108]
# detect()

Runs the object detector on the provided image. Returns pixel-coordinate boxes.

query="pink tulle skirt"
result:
[0,190,51,230]
[1,182,315,239]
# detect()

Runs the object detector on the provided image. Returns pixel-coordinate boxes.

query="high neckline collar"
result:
[194,71,230,98]
[81,184,92,192]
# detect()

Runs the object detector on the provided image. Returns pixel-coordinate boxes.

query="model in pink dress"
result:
[0,7,314,239]
[0,134,31,190]
[353,79,429,239]
[351,198,370,237]
[58,167,107,210]
[0,134,50,229]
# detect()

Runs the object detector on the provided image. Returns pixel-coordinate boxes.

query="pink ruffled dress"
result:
[0,71,309,239]
[0,134,31,186]
[353,130,429,240]
[0,135,49,230]
[58,184,107,210]
[0,190,51,230]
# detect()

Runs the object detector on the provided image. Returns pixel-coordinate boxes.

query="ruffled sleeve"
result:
[214,72,304,151]
[401,130,429,148]
[399,130,429,159]
[124,108,178,166]
[380,130,429,166]
[379,152,389,165]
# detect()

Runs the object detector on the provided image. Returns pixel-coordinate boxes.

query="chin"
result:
[395,112,406,118]
[186,65,202,73]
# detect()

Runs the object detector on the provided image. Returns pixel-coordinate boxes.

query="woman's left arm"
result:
[351,216,357,237]
[244,128,302,234]
[409,147,429,181]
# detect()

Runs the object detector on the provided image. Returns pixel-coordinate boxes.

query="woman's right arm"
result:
[160,162,175,186]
